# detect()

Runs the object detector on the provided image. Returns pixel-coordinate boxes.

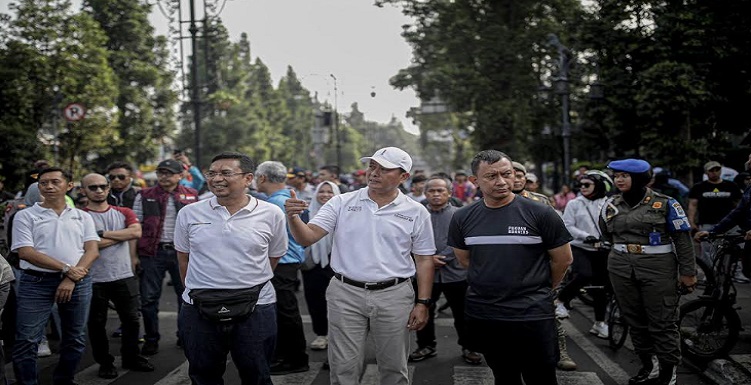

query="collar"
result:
[358,186,405,206]
[268,188,292,199]
[209,195,257,212]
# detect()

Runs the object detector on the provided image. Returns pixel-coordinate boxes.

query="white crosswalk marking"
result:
[360,364,415,385]
[453,366,494,385]
[75,356,129,385]
[454,366,604,385]
[153,360,190,385]
[561,319,631,384]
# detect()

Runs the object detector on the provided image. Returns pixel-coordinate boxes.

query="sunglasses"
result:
[108,174,128,181]
[580,183,594,188]
[87,184,109,192]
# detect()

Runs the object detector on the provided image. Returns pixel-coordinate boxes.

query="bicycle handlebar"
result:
[700,232,746,244]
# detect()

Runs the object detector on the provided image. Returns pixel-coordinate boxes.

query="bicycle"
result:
[679,232,746,361]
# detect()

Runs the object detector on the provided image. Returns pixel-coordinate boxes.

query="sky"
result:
[1,0,421,135]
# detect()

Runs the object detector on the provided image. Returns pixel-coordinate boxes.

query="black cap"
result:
[157,159,184,174]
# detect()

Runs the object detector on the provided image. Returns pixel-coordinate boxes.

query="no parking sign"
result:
[63,103,86,122]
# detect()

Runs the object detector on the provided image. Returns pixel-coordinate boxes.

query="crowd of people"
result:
[0,148,750,385]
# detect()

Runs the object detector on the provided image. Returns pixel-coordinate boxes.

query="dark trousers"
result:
[610,269,681,364]
[558,247,611,321]
[140,249,184,343]
[271,263,308,365]
[467,318,558,385]
[415,280,468,350]
[88,277,141,366]
[301,264,334,336]
[0,282,11,385]
[179,303,276,385]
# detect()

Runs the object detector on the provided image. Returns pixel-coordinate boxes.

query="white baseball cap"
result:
[360,147,412,172]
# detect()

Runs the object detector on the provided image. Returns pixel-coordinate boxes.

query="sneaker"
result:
[141,340,159,356]
[462,349,483,365]
[733,268,750,284]
[555,301,570,319]
[310,335,328,351]
[37,339,52,357]
[98,363,118,379]
[269,361,309,375]
[408,346,437,362]
[589,321,609,339]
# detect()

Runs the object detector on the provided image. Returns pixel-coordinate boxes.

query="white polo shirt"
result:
[11,203,99,272]
[174,196,288,305]
[309,187,436,282]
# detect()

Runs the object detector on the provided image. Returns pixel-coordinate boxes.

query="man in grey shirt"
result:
[409,176,482,365]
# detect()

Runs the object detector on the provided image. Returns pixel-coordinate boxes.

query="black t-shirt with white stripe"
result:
[448,197,572,321]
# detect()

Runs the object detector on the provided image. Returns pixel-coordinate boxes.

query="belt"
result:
[158,243,175,250]
[613,243,674,254]
[22,269,61,278]
[334,273,409,290]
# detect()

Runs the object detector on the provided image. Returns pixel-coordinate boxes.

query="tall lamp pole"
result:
[188,0,202,169]
[330,74,341,167]
[548,34,572,185]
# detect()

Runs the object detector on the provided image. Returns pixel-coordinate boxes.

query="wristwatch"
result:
[97,230,104,238]
[61,264,71,275]
[415,298,432,306]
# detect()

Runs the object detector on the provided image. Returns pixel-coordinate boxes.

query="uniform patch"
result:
[671,202,685,217]
[672,219,684,229]
[652,202,663,209]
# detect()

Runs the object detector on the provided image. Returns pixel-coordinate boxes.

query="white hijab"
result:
[307,181,341,267]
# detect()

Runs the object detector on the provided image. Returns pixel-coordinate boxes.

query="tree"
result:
[85,0,178,169]
[0,0,118,178]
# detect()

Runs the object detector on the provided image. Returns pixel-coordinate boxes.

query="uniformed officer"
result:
[600,159,696,385]
[510,161,577,372]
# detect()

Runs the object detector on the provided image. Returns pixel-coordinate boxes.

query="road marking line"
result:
[73,356,129,385]
[153,360,190,385]
[454,365,605,384]
[273,362,323,385]
[561,319,631,384]
[360,363,414,385]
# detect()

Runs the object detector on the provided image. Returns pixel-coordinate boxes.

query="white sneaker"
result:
[589,321,609,339]
[733,267,750,283]
[310,335,328,350]
[37,339,52,357]
[555,301,569,319]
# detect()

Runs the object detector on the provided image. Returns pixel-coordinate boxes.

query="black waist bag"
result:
[189,283,265,323]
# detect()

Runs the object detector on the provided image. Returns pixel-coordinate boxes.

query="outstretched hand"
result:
[284,189,308,218]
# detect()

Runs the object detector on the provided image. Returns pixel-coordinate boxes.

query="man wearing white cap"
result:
[284,146,436,385]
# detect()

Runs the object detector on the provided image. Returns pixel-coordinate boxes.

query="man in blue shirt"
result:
[255,161,309,375]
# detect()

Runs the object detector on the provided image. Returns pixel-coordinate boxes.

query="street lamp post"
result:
[548,34,572,185]
[330,74,341,167]
[188,0,202,169]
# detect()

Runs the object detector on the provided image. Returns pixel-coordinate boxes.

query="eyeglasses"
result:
[204,171,248,179]
[580,183,593,188]
[86,184,109,192]
[108,174,127,181]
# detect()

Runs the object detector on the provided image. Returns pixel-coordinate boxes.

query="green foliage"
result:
[0,0,118,180]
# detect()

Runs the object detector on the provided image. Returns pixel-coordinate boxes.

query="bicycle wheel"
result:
[608,299,629,350]
[679,298,741,361]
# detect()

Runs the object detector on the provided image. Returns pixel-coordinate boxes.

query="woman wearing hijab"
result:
[301,181,341,351]
[600,159,696,385]
[556,171,614,339]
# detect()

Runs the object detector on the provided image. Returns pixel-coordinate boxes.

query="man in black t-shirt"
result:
[448,150,573,385]
[688,161,742,269]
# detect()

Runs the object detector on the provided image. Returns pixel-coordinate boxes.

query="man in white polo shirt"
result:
[175,152,288,385]
[285,146,436,385]
[11,167,100,385]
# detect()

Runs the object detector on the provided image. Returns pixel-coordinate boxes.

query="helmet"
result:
[584,170,614,193]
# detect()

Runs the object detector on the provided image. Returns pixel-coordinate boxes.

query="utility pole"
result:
[189,0,202,169]
[548,34,572,185]
[330,74,341,167]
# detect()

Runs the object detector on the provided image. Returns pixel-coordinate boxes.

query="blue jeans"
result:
[13,272,92,385]
[140,248,184,342]
[179,302,276,385]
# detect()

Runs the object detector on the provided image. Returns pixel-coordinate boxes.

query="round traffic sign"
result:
[63,103,86,122]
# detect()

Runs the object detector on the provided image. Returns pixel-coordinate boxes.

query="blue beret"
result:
[608,159,651,173]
